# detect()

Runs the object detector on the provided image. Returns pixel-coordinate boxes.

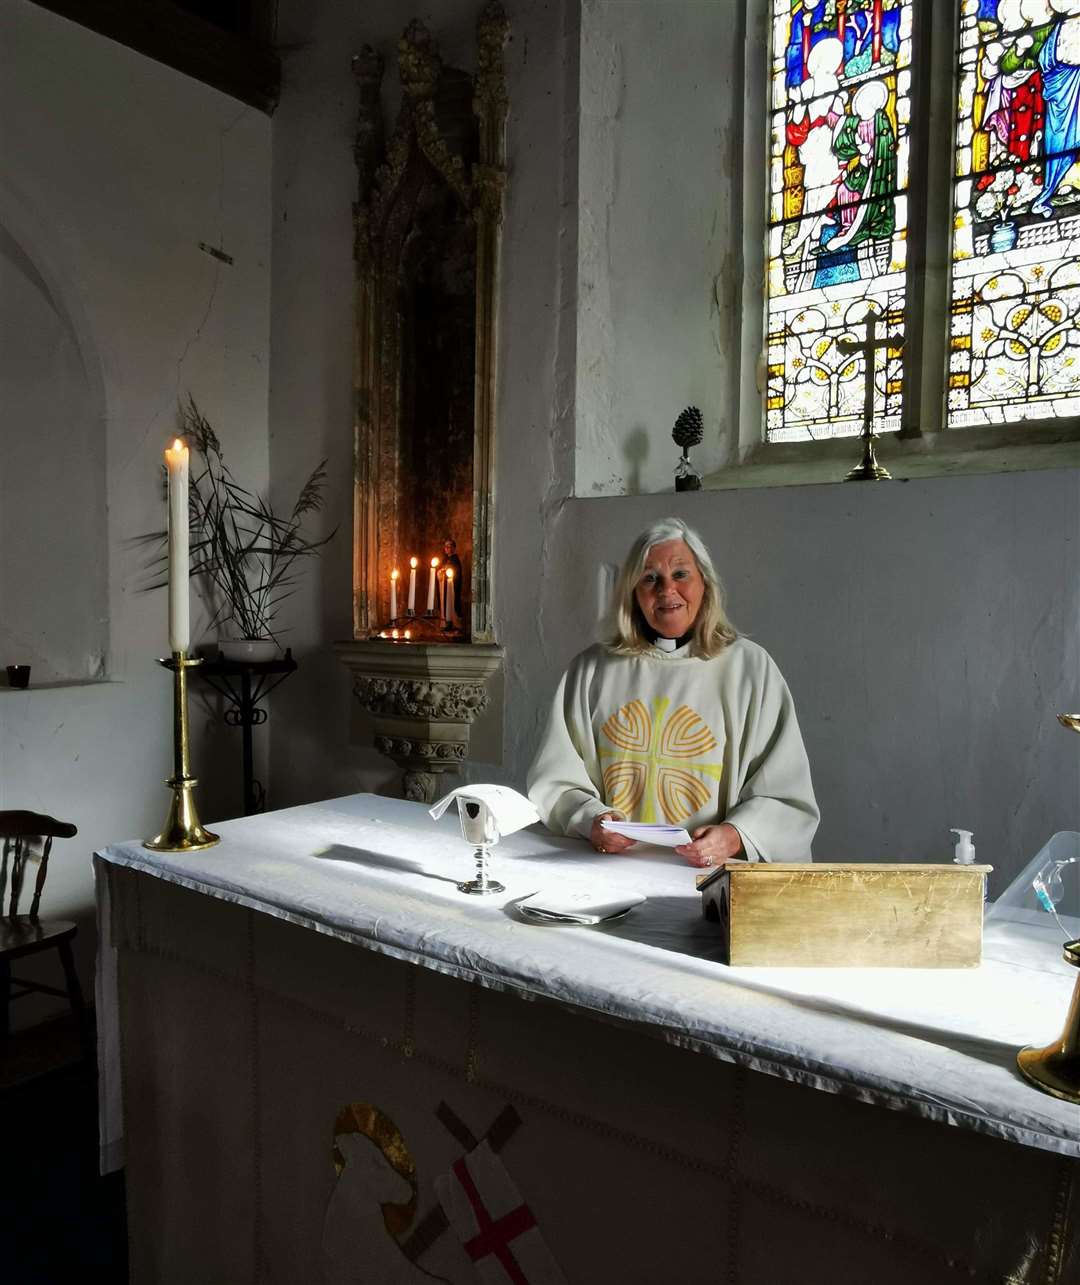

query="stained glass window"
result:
[766,1,913,442]
[950,1,1080,427]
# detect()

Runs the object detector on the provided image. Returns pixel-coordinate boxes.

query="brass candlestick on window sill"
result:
[145,652,219,852]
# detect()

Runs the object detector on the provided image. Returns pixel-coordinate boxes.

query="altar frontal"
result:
[698,861,993,967]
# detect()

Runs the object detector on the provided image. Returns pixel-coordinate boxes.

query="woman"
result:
[526,518,819,867]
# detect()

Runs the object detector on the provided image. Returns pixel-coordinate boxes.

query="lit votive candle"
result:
[408,557,418,613]
[427,557,439,613]
[446,567,455,626]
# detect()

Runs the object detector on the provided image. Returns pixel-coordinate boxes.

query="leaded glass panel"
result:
[950,0,1080,427]
[766,1,913,442]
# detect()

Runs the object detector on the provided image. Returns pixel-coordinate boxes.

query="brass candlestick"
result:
[1017,712,1080,1101]
[1016,939,1080,1105]
[145,652,219,852]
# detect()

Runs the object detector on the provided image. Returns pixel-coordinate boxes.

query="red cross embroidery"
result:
[452,1156,537,1285]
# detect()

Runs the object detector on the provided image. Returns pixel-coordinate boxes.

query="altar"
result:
[96,793,1080,1284]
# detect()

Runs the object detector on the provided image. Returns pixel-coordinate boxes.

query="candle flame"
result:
[172,438,184,452]
[446,568,454,580]
[431,556,439,567]
[391,628,400,639]
[379,631,388,638]
[404,629,411,640]
[410,556,418,569]
[391,568,400,580]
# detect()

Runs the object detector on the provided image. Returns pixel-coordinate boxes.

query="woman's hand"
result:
[674,823,745,868]
[590,813,636,855]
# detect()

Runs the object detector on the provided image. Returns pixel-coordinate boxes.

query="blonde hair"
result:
[606,518,737,659]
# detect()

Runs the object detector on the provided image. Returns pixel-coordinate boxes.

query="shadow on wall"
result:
[623,424,650,494]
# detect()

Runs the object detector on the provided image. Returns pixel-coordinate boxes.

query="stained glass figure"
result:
[767,0,912,442]
[950,0,1080,427]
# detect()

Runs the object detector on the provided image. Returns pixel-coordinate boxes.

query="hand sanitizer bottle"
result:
[951,828,986,901]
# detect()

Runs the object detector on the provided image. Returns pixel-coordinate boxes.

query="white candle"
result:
[427,557,439,613]
[408,556,418,613]
[165,438,190,653]
[446,567,455,626]
[390,568,399,621]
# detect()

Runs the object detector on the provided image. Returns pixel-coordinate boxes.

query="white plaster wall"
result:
[576,0,740,495]
[0,1,271,1023]
[0,224,108,682]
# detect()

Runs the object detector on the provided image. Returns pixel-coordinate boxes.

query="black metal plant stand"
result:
[194,650,298,816]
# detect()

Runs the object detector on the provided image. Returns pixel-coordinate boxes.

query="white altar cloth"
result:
[96,792,1080,1164]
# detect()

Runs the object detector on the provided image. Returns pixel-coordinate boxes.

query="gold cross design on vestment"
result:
[598,696,724,824]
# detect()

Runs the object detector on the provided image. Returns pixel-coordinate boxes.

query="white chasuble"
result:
[527,638,819,862]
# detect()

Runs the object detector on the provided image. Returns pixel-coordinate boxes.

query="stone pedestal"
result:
[335,640,503,802]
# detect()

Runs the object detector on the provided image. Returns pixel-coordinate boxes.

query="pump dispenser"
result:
[951,828,975,865]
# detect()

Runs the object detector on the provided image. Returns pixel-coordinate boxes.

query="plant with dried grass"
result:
[142,398,334,643]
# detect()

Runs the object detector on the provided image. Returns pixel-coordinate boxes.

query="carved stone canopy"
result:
[350,3,509,646]
[344,5,509,800]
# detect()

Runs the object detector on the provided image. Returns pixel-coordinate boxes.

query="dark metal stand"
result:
[194,650,298,815]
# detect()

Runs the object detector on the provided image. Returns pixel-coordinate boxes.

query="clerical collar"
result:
[645,626,693,652]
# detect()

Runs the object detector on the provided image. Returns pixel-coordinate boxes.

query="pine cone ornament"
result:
[672,406,704,455]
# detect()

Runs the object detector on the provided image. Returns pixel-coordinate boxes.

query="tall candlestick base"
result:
[145,652,219,852]
[1016,939,1080,1105]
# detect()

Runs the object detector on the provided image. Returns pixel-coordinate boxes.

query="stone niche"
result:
[336,4,508,802]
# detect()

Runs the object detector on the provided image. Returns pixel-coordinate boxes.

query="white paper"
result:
[601,820,692,847]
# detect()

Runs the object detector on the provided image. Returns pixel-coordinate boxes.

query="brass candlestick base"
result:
[1017,940,1080,1105]
[145,652,219,852]
[845,434,891,482]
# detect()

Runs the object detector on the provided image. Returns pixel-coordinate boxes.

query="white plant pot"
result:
[219,639,279,663]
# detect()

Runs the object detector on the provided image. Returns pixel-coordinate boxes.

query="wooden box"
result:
[696,862,992,968]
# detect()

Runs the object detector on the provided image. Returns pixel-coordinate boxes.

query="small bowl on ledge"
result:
[219,639,279,663]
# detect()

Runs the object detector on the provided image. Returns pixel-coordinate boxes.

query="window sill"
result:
[704,424,1080,491]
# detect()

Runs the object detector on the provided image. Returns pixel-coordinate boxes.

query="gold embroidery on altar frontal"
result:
[332,1103,418,1237]
[599,697,723,823]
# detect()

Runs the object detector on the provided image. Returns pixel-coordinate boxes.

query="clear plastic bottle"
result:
[951,828,987,901]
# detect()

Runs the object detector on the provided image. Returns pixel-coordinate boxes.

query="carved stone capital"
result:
[403,771,438,803]
[374,735,467,762]
[355,676,488,722]
[335,640,503,801]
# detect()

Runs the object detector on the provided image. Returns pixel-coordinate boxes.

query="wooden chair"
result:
[0,810,90,1063]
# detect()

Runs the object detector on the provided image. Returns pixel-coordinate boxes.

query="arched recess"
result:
[0,178,108,681]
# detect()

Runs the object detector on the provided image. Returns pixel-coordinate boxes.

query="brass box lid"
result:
[697,863,993,968]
